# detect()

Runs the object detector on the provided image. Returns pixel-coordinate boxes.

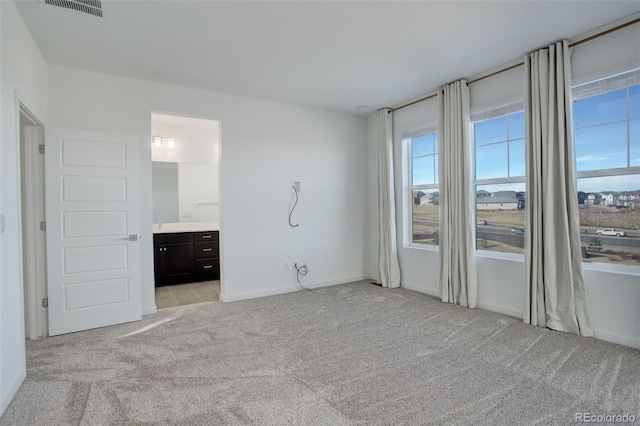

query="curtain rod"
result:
[390,16,640,113]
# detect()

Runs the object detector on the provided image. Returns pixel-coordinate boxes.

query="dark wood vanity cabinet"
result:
[154,231,219,286]
[193,231,220,281]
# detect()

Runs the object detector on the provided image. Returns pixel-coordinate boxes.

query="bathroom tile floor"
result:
[155,280,220,309]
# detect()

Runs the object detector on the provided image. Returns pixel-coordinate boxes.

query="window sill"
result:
[582,261,640,277]
[476,249,525,263]
[405,243,439,252]
[404,245,640,276]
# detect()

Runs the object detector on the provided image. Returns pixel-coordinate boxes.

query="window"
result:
[408,131,439,246]
[573,70,640,266]
[473,104,526,254]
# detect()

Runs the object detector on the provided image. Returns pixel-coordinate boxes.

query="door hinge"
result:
[42,297,48,308]
[38,144,45,154]
[40,221,46,231]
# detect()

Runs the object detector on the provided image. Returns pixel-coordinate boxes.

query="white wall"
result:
[151,113,218,164]
[0,1,49,415]
[47,65,369,308]
[368,20,640,349]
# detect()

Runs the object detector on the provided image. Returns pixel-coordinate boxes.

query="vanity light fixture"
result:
[152,136,175,148]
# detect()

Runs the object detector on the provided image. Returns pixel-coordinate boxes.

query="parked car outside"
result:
[477,220,487,225]
[511,228,525,236]
[596,228,626,237]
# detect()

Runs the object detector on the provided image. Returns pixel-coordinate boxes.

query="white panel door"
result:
[45,127,141,336]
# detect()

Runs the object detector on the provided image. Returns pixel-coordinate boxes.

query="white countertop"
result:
[152,221,219,234]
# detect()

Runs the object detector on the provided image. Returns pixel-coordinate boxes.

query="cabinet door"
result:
[154,244,165,283]
[164,242,194,280]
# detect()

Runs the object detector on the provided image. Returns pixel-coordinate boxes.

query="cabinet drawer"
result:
[195,258,219,280]
[194,231,218,242]
[195,242,219,259]
[154,232,192,244]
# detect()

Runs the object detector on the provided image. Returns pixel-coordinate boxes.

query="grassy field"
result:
[411,203,640,264]
[578,206,640,231]
[416,204,640,233]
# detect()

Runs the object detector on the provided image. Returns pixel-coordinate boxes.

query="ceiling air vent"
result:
[44,0,103,18]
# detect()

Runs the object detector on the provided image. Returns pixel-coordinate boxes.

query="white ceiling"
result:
[15,1,640,115]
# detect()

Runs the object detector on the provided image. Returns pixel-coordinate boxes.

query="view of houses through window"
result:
[573,70,640,266]
[474,108,526,254]
[407,70,639,267]
[410,131,439,246]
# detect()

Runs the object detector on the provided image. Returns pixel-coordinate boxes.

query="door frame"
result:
[19,102,47,339]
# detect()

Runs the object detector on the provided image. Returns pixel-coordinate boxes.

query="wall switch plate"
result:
[292,181,301,192]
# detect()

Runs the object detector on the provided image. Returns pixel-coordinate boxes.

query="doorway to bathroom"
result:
[150,113,221,309]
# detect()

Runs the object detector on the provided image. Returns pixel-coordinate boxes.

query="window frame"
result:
[404,126,439,251]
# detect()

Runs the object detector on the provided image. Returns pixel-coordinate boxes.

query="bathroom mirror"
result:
[152,161,219,223]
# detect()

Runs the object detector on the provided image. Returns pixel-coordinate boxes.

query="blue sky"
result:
[412,84,639,194]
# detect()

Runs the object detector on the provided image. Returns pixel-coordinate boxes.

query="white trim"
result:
[577,166,640,179]
[592,328,640,350]
[400,281,439,298]
[476,249,525,263]
[582,260,640,277]
[404,242,439,252]
[402,123,438,140]
[402,281,639,349]
[0,369,26,416]
[142,305,158,316]
[470,101,524,123]
[19,103,47,340]
[476,300,522,319]
[220,275,368,302]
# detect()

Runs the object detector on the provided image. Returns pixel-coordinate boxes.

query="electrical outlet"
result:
[291,181,301,192]
[284,261,291,270]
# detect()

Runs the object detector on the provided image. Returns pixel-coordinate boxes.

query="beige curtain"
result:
[438,81,477,307]
[378,108,401,288]
[524,41,593,336]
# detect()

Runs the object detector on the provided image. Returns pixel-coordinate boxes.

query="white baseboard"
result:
[221,275,368,303]
[1,368,25,417]
[401,282,523,319]
[142,305,157,316]
[476,301,522,319]
[399,281,639,350]
[400,281,440,298]
[593,329,640,350]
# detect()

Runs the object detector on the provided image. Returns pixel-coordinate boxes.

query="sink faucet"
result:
[157,220,162,229]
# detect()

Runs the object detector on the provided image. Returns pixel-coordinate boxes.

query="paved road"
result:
[414,220,640,248]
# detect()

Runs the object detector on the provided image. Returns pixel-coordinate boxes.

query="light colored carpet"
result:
[2,281,639,425]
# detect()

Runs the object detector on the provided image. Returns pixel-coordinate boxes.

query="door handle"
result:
[122,234,138,241]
